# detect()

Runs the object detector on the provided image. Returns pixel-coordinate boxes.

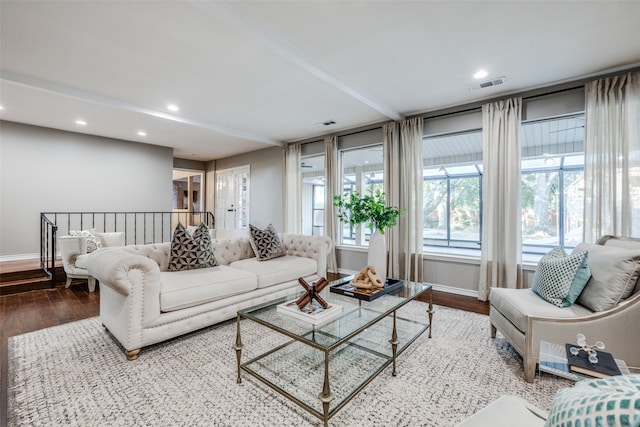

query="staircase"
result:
[0,259,66,296]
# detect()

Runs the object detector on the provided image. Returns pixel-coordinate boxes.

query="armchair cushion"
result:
[490,287,592,333]
[94,231,125,247]
[573,243,640,312]
[532,247,590,307]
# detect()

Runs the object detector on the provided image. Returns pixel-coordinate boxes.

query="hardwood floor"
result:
[0,277,488,425]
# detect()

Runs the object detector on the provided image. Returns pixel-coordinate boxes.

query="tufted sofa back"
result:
[211,236,255,266]
[113,233,331,275]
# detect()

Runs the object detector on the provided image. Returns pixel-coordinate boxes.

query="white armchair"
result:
[59,232,125,292]
[490,236,640,382]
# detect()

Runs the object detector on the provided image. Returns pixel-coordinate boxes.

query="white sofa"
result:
[87,233,331,360]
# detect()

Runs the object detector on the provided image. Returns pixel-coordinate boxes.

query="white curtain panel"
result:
[584,71,640,242]
[479,98,523,301]
[383,121,401,279]
[399,117,425,282]
[283,143,301,234]
[324,135,339,273]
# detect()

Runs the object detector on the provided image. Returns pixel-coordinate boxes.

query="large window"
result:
[423,131,483,249]
[300,155,324,236]
[521,116,585,253]
[422,115,584,253]
[340,145,384,245]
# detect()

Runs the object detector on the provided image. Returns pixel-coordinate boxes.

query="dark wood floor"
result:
[0,278,488,425]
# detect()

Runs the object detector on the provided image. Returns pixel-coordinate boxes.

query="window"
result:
[339,145,384,245]
[300,155,324,236]
[521,115,585,253]
[423,131,483,249]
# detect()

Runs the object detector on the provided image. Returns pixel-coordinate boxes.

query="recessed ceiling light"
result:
[473,70,488,79]
[137,131,147,136]
[75,119,87,125]
[0,105,4,110]
[167,104,179,112]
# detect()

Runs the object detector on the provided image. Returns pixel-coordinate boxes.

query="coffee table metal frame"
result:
[234,279,433,426]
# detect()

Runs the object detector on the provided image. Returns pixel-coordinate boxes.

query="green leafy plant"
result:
[333,189,405,234]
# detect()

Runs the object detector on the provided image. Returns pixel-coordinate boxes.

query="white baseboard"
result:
[431,283,479,298]
[0,253,40,263]
[336,268,357,276]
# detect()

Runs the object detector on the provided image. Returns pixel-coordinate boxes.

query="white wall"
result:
[214,146,284,231]
[0,120,173,259]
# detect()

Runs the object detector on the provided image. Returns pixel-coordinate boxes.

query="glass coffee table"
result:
[234,277,433,427]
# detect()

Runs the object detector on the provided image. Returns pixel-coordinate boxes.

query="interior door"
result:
[215,166,250,230]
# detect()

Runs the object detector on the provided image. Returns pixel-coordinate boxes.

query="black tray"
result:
[330,277,403,301]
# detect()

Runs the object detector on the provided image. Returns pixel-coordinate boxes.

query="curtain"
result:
[583,71,640,242]
[398,118,424,282]
[324,135,339,273]
[283,143,301,234]
[383,122,401,279]
[478,97,523,301]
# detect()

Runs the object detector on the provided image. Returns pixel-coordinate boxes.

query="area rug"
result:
[8,303,572,426]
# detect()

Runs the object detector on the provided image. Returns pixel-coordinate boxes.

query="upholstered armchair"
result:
[490,236,640,382]
[59,231,125,291]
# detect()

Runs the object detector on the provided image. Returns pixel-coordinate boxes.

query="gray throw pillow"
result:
[573,243,640,312]
[249,224,285,261]
[532,247,590,308]
[168,222,216,271]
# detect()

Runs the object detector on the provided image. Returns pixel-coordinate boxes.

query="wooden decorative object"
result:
[295,277,329,309]
[350,265,385,289]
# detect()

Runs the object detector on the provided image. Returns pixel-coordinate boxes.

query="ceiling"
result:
[1,1,639,162]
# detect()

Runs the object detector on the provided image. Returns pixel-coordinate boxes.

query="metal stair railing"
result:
[40,211,215,288]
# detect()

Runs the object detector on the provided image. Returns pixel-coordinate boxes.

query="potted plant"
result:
[333,189,404,280]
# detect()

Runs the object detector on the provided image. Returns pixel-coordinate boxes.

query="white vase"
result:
[367,229,387,284]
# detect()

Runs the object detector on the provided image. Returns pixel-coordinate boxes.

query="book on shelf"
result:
[565,343,622,379]
[276,300,343,325]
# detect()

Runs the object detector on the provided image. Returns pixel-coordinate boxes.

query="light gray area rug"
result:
[8,303,572,426]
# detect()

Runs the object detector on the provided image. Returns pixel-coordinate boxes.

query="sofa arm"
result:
[280,234,332,277]
[87,248,161,299]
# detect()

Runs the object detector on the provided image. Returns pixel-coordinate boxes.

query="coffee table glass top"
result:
[238,277,431,350]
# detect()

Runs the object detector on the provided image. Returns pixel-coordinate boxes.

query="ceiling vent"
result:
[467,76,507,91]
[315,120,337,127]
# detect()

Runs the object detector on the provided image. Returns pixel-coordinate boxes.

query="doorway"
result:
[215,165,250,231]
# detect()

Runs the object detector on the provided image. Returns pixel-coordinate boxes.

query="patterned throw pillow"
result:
[545,375,640,427]
[69,229,103,253]
[168,222,216,271]
[532,247,591,307]
[248,224,285,261]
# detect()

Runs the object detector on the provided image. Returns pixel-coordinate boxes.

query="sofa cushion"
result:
[249,224,285,261]
[159,265,257,312]
[573,243,640,312]
[532,247,590,307]
[169,223,217,271]
[546,375,640,427]
[230,255,317,289]
[490,287,593,333]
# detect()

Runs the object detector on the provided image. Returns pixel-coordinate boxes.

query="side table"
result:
[538,340,630,381]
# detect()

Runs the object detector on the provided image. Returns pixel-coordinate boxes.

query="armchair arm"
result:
[528,292,640,371]
[58,235,88,269]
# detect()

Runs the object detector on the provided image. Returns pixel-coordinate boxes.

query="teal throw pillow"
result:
[532,247,591,307]
[545,375,640,427]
